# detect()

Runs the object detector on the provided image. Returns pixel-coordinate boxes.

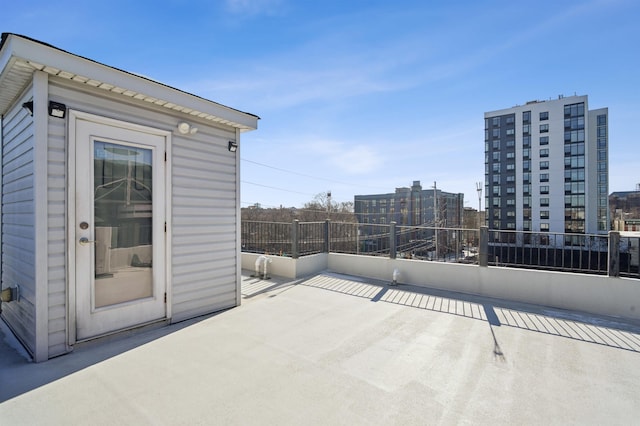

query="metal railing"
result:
[487,229,609,274]
[241,220,640,278]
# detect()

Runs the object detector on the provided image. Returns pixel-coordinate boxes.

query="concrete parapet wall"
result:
[241,252,640,321]
[327,253,640,321]
[242,253,328,279]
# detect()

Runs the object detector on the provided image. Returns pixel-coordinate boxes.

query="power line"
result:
[242,180,316,197]
[241,158,387,191]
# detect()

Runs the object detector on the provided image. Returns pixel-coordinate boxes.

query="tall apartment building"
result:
[484,95,609,238]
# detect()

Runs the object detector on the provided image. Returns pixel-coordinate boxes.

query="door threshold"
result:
[74,318,169,348]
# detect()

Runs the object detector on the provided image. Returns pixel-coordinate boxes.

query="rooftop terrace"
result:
[2,271,639,424]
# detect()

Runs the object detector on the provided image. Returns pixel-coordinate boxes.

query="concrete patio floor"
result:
[1,271,640,425]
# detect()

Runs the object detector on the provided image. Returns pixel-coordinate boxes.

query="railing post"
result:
[479,226,488,267]
[608,231,620,277]
[324,219,330,253]
[292,219,299,259]
[390,221,397,259]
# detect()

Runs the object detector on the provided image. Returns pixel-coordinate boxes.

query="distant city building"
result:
[354,180,464,228]
[354,180,464,255]
[610,189,640,220]
[610,189,640,231]
[484,95,609,240]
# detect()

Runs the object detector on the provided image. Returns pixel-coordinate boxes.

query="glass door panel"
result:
[93,141,154,308]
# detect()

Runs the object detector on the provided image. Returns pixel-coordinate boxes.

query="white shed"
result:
[0,34,258,361]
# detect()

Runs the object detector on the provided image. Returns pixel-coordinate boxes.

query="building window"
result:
[506,163,515,171]
[564,142,585,156]
[506,175,515,182]
[493,140,500,149]
[598,114,607,126]
[507,187,515,194]
[564,156,584,169]
[522,148,530,159]
[493,152,500,161]
[540,223,549,232]
[506,128,515,136]
[540,136,549,145]
[492,174,500,184]
[540,173,549,182]
[540,148,549,157]
[522,160,530,172]
[564,102,585,118]
[540,185,549,194]
[493,117,500,126]
[540,210,549,219]
[506,222,516,229]
[506,116,515,124]
[540,124,549,133]
[506,152,515,159]
[523,111,531,123]
[540,198,549,207]
[506,140,515,148]
[522,124,530,135]
[540,111,549,121]
[506,199,515,206]
[540,161,549,170]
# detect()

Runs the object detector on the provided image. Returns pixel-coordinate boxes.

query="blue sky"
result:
[2,0,639,209]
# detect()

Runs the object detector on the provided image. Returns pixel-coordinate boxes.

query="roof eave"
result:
[0,34,258,131]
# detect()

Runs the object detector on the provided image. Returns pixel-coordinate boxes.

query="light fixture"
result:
[228,141,238,152]
[22,101,34,116]
[177,122,198,135]
[48,101,66,118]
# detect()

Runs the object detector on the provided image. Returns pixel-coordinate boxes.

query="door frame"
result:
[67,110,172,344]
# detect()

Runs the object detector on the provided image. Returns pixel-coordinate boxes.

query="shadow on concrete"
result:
[3,270,640,404]
[241,274,303,299]
[301,272,640,354]
[483,304,506,361]
[0,311,226,403]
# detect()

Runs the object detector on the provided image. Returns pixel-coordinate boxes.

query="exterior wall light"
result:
[228,141,238,152]
[177,122,198,135]
[22,101,34,116]
[48,101,66,118]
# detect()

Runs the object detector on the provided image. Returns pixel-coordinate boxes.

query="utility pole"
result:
[476,181,482,229]
[433,181,438,261]
[327,190,332,217]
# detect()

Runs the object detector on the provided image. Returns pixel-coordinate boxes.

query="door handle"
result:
[79,237,96,245]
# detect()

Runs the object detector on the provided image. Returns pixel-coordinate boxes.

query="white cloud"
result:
[306,140,384,175]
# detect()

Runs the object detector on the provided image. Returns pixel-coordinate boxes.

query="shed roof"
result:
[0,33,258,131]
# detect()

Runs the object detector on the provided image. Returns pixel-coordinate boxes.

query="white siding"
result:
[1,88,37,355]
[46,115,67,357]
[171,131,238,321]
[49,78,240,326]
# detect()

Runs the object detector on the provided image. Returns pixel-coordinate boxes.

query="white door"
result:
[73,114,166,340]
